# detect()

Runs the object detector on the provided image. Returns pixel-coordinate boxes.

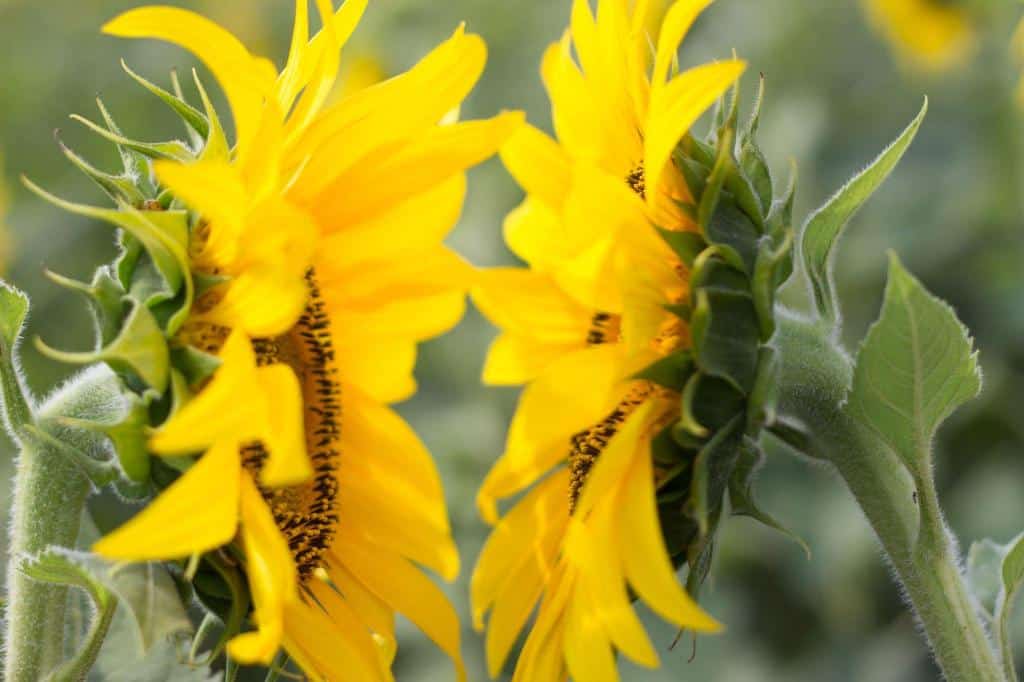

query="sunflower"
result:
[87,1,520,678]
[862,0,975,71]
[470,0,746,679]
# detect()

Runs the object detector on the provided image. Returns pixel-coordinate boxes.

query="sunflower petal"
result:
[652,0,716,87]
[256,364,312,487]
[93,440,240,559]
[227,473,297,665]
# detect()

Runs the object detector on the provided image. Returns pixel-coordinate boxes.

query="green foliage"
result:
[801,99,927,325]
[847,253,981,477]
[20,547,192,657]
[967,533,1024,680]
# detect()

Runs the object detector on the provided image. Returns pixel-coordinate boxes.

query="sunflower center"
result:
[568,385,650,513]
[242,270,341,582]
[587,312,622,345]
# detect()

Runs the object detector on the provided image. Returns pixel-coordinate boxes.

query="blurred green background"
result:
[1,0,1024,680]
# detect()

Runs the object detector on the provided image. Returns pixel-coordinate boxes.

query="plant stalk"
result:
[775,310,1005,682]
[4,438,90,681]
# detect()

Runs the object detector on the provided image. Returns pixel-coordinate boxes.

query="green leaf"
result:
[0,282,33,435]
[20,548,118,682]
[24,549,192,655]
[801,98,927,323]
[847,252,981,477]
[966,533,1024,680]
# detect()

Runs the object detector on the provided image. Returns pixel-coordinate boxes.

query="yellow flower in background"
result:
[862,0,976,71]
[92,1,520,679]
[471,0,743,679]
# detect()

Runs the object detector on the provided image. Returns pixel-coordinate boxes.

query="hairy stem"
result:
[4,438,90,681]
[776,310,1005,682]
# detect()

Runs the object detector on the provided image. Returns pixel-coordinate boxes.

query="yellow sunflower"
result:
[471,0,745,679]
[862,0,976,71]
[89,1,520,679]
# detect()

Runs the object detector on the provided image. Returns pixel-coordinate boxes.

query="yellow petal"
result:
[512,563,573,682]
[282,597,392,682]
[288,26,487,196]
[575,505,658,668]
[563,582,619,682]
[312,111,523,227]
[304,577,393,680]
[645,59,745,202]
[319,174,466,259]
[338,534,467,682]
[103,7,275,150]
[540,38,607,167]
[472,468,569,628]
[150,330,260,454]
[334,336,417,404]
[619,432,722,632]
[472,268,592,345]
[256,364,312,488]
[227,473,297,665]
[152,160,246,258]
[200,267,309,338]
[275,0,310,112]
[476,444,566,526]
[327,559,395,641]
[482,332,578,387]
[93,440,240,560]
[503,198,566,271]
[500,123,572,212]
[651,0,716,87]
[339,386,448,514]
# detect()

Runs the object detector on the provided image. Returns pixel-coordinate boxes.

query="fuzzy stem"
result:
[775,310,1005,682]
[4,366,124,681]
[4,438,90,681]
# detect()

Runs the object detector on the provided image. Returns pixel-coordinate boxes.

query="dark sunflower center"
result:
[568,385,650,514]
[242,270,341,582]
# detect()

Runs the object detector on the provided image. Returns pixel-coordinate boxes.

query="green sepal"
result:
[746,346,779,432]
[45,266,126,347]
[193,271,230,299]
[651,421,689,467]
[57,135,146,206]
[71,113,194,163]
[728,438,810,558]
[192,70,230,163]
[171,346,221,388]
[94,97,155,195]
[697,128,733,231]
[801,98,927,324]
[192,553,249,661]
[656,228,706,267]
[751,230,794,341]
[37,302,171,393]
[688,415,744,536]
[704,202,761,274]
[677,372,709,439]
[23,180,188,309]
[739,77,772,217]
[675,154,709,199]
[121,60,209,142]
[663,302,692,322]
[690,374,746,433]
[689,247,747,289]
[690,287,760,393]
[766,159,797,238]
[632,350,693,391]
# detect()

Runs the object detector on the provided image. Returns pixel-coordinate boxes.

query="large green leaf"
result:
[848,253,981,476]
[801,99,926,323]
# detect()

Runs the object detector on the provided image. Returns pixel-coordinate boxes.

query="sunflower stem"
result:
[4,367,127,681]
[775,310,1005,682]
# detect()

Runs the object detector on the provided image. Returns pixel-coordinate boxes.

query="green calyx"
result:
[637,78,802,600]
